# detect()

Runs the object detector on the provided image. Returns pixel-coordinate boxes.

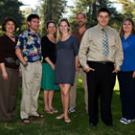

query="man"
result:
[16,14,43,124]
[79,8,123,127]
[69,12,88,113]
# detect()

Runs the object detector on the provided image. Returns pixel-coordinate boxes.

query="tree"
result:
[40,0,67,34]
[117,0,135,20]
[70,0,123,29]
[0,0,23,29]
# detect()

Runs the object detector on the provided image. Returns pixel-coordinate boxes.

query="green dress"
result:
[41,63,59,90]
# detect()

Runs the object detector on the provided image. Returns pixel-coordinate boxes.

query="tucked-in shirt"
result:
[0,34,19,69]
[79,24,123,70]
[41,36,56,64]
[16,29,41,62]
[120,34,135,71]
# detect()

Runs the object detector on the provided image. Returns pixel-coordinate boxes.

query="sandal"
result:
[30,113,44,119]
[50,108,58,113]
[64,118,71,123]
[22,118,31,124]
[45,109,54,114]
[56,114,64,120]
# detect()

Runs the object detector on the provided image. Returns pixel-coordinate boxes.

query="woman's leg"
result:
[61,84,71,121]
[48,91,54,110]
[44,91,49,111]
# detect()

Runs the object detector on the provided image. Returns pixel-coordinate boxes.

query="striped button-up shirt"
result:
[79,24,123,70]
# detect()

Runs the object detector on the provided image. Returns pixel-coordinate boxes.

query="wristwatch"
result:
[23,62,28,67]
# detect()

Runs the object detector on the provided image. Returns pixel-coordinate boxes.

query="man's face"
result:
[28,18,40,31]
[76,14,86,27]
[97,12,110,27]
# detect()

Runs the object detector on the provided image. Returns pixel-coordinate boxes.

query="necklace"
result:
[5,33,16,42]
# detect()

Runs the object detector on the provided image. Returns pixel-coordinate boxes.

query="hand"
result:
[76,64,80,72]
[23,62,28,67]
[112,69,119,73]
[132,71,135,78]
[2,71,8,80]
[83,66,95,73]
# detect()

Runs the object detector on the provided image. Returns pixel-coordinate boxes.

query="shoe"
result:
[68,107,76,113]
[45,109,54,114]
[50,108,58,113]
[30,113,44,119]
[21,118,31,124]
[64,118,71,123]
[120,117,132,125]
[56,114,64,120]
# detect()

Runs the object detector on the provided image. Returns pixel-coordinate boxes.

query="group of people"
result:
[0,7,135,127]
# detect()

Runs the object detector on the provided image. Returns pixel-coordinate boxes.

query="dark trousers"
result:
[0,68,19,121]
[118,71,135,119]
[86,61,116,125]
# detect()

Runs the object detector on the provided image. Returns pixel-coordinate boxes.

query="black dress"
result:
[55,35,79,85]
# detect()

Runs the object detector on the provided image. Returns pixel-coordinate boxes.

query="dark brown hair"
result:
[120,18,135,37]
[97,8,111,16]
[2,17,16,31]
[27,14,39,22]
[46,20,56,29]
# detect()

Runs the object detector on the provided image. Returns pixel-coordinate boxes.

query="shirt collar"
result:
[97,24,109,31]
[27,28,39,37]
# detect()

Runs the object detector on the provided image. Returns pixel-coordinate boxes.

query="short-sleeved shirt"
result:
[16,29,41,62]
[120,34,135,71]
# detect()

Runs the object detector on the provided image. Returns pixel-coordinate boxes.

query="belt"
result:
[88,61,114,65]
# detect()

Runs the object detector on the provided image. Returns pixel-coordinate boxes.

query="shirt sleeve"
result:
[41,37,49,59]
[0,37,5,63]
[79,29,90,69]
[114,31,123,70]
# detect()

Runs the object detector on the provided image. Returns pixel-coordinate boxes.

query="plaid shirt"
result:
[16,29,41,62]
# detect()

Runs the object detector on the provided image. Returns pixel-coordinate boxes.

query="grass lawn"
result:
[0,78,135,135]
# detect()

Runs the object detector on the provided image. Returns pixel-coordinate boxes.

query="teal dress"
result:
[41,36,59,91]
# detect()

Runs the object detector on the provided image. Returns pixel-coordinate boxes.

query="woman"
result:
[0,18,19,122]
[55,19,79,123]
[118,18,135,124]
[41,20,58,114]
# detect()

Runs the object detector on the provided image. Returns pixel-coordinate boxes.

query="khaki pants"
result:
[20,61,42,119]
[69,69,88,112]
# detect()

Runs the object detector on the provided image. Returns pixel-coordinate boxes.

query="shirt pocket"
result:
[109,35,115,47]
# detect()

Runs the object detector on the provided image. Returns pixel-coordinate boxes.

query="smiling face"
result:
[59,20,70,34]
[97,12,110,27]
[47,22,56,35]
[28,18,40,31]
[5,21,15,34]
[123,20,133,34]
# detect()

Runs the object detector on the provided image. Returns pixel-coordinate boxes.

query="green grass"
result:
[0,78,135,135]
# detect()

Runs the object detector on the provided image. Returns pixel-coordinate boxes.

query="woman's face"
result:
[59,21,69,34]
[47,23,56,34]
[123,20,133,34]
[5,21,15,33]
